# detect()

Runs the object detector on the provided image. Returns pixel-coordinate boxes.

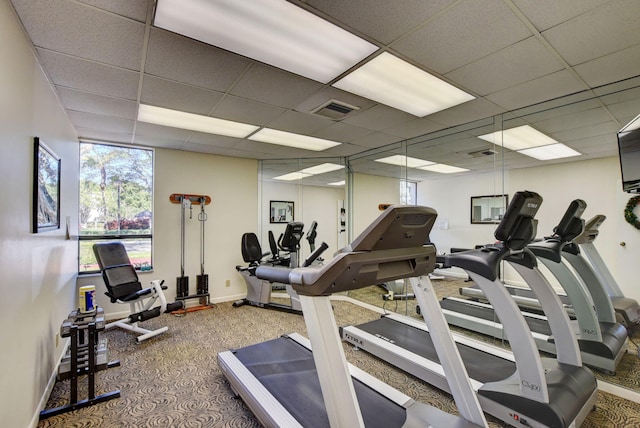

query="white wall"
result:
[260,180,345,260]
[0,3,80,426]
[78,149,259,315]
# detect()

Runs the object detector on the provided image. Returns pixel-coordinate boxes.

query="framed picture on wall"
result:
[33,137,61,233]
[270,200,294,223]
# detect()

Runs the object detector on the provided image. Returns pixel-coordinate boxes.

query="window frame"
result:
[78,141,154,275]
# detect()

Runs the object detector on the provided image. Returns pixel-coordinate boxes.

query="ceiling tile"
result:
[573,43,640,87]
[57,87,137,119]
[342,104,415,132]
[427,97,505,127]
[542,0,640,66]
[486,70,587,110]
[350,131,401,148]
[323,142,372,157]
[75,127,132,144]
[144,28,251,92]
[311,122,376,143]
[140,76,224,115]
[10,0,640,167]
[38,49,140,100]
[230,64,324,109]
[14,0,145,70]
[512,0,609,31]
[134,136,184,150]
[68,111,134,133]
[213,95,287,126]
[532,107,613,134]
[78,0,149,22]
[382,118,447,140]
[445,37,564,95]
[264,111,334,135]
[134,122,195,141]
[391,0,532,74]
[304,0,454,45]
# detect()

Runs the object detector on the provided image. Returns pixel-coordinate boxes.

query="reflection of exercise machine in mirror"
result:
[234,221,327,314]
[445,199,627,374]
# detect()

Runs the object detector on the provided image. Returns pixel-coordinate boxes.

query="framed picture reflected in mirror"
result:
[270,200,294,224]
[470,194,508,224]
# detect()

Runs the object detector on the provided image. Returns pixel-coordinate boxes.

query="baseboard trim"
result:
[30,337,70,428]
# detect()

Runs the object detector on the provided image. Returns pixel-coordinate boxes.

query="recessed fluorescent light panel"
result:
[375,155,435,168]
[375,155,467,174]
[273,163,343,181]
[328,180,345,186]
[478,125,558,151]
[518,144,581,160]
[137,104,258,137]
[154,0,378,84]
[273,172,310,181]
[477,125,580,160]
[249,129,341,151]
[300,163,344,175]
[333,52,475,117]
[418,163,469,174]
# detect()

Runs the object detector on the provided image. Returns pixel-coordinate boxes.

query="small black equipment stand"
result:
[39,307,121,420]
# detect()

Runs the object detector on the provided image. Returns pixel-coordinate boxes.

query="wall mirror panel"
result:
[258,157,346,263]
[256,76,640,395]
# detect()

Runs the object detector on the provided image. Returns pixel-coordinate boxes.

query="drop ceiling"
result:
[9,0,640,182]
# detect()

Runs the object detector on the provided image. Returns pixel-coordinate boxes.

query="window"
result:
[79,142,153,273]
[400,180,417,205]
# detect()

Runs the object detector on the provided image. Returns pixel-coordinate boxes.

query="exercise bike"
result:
[234,222,326,314]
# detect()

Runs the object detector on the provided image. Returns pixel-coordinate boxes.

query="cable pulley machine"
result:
[169,193,212,314]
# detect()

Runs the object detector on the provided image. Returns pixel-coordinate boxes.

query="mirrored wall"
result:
[258,75,640,393]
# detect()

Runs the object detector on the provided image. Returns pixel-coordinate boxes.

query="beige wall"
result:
[0,2,80,426]
[351,172,401,238]
[78,149,259,316]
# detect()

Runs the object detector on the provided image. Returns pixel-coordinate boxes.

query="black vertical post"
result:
[69,325,78,404]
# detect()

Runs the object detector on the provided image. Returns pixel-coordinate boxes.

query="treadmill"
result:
[341,191,598,427]
[446,200,627,374]
[218,205,487,428]
[462,214,640,329]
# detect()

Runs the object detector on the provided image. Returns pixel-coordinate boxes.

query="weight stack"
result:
[196,274,209,295]
[177,276,189,298]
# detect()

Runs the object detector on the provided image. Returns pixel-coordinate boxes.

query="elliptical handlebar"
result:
[303,242,328,267]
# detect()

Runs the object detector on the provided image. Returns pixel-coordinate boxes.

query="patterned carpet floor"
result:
[38,278,640,427]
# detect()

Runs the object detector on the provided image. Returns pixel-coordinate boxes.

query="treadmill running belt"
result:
[441,298,553,336]
[233,336,407,427]
[356,316,516,384]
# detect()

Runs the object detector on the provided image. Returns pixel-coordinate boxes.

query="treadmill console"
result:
[494,190,543,251]
[552,199,586,241]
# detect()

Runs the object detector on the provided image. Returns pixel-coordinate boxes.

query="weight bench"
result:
[93,242,183,343]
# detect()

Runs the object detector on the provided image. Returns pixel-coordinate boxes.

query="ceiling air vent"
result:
[467,148,499,158]
[311,99,359,120]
